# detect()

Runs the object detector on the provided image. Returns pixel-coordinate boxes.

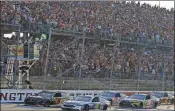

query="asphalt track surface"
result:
[1,103,174,111]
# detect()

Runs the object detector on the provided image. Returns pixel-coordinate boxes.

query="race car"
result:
[150,92,174,104]
[24,90,70,107]
[100,91,127,106]
[61,95,110,111]
[119,93,159,108]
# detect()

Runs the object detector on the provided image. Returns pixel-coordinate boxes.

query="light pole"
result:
[43,25,52,90]
[78,34,85,90]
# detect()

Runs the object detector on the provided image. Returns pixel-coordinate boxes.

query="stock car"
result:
[100,91,127,106]
[24,90,70,107]
[150,92,174,104]
[61,95,111,111]
[119,93,159,108]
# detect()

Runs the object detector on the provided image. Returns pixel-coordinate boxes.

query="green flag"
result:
[40,34,47,41]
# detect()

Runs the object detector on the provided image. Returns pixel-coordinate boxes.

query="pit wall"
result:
[0,89,173,103]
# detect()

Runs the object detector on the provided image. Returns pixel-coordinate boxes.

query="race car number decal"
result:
[161,99,168,103]
[164,99,168,103]
[55,98,61,104]
[112,98,120,105]
[148,101,151,106]
[147,100,152,107]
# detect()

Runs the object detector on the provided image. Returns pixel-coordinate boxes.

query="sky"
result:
[4,1,174,38]
[136,1,174,10]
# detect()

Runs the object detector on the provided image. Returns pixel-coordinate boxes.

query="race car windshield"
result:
[129,94,146,100]
[101,92,115,98]
[152,93,164,98]
[74,96,92,102]
[38,92,54,99]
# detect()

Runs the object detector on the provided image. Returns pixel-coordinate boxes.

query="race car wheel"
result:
[24,99,29,105]
[119,102,123,106]
[154,102,158,108]
[170,99,174,104]
[108,104,111,109]
[102,104,108,110]
[84,105,89,111]
[44,101,50,107]
[100,104,103,110]
[110,100,113,106]
[139,102,143,108]
[100,104,107,110]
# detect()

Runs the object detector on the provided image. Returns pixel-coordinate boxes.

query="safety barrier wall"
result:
[0,89,173,103]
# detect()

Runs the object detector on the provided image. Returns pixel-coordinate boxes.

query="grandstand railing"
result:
[1,22,173,47]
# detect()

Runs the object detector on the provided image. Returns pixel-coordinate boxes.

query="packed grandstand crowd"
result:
[1,1,174,79]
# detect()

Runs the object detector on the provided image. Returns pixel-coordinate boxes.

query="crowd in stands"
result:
[42,38,173,79]
[1,1,174,43]
[1,1,174,79]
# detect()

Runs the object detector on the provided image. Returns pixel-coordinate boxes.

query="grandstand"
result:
[0,1,174,91]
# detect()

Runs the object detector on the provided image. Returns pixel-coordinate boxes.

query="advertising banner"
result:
[0,89,41,102]
[8,44,23,60]
[8,44,40,60]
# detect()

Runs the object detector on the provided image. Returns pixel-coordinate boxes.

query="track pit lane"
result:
[1,103,174,111]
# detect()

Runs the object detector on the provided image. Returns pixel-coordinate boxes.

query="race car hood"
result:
[64,100,90,106]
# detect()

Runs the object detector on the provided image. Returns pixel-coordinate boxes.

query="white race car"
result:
[61,95,110,111]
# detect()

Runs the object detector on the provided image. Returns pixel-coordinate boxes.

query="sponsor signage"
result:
[8,44,40,60]
[0,89,41,102]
